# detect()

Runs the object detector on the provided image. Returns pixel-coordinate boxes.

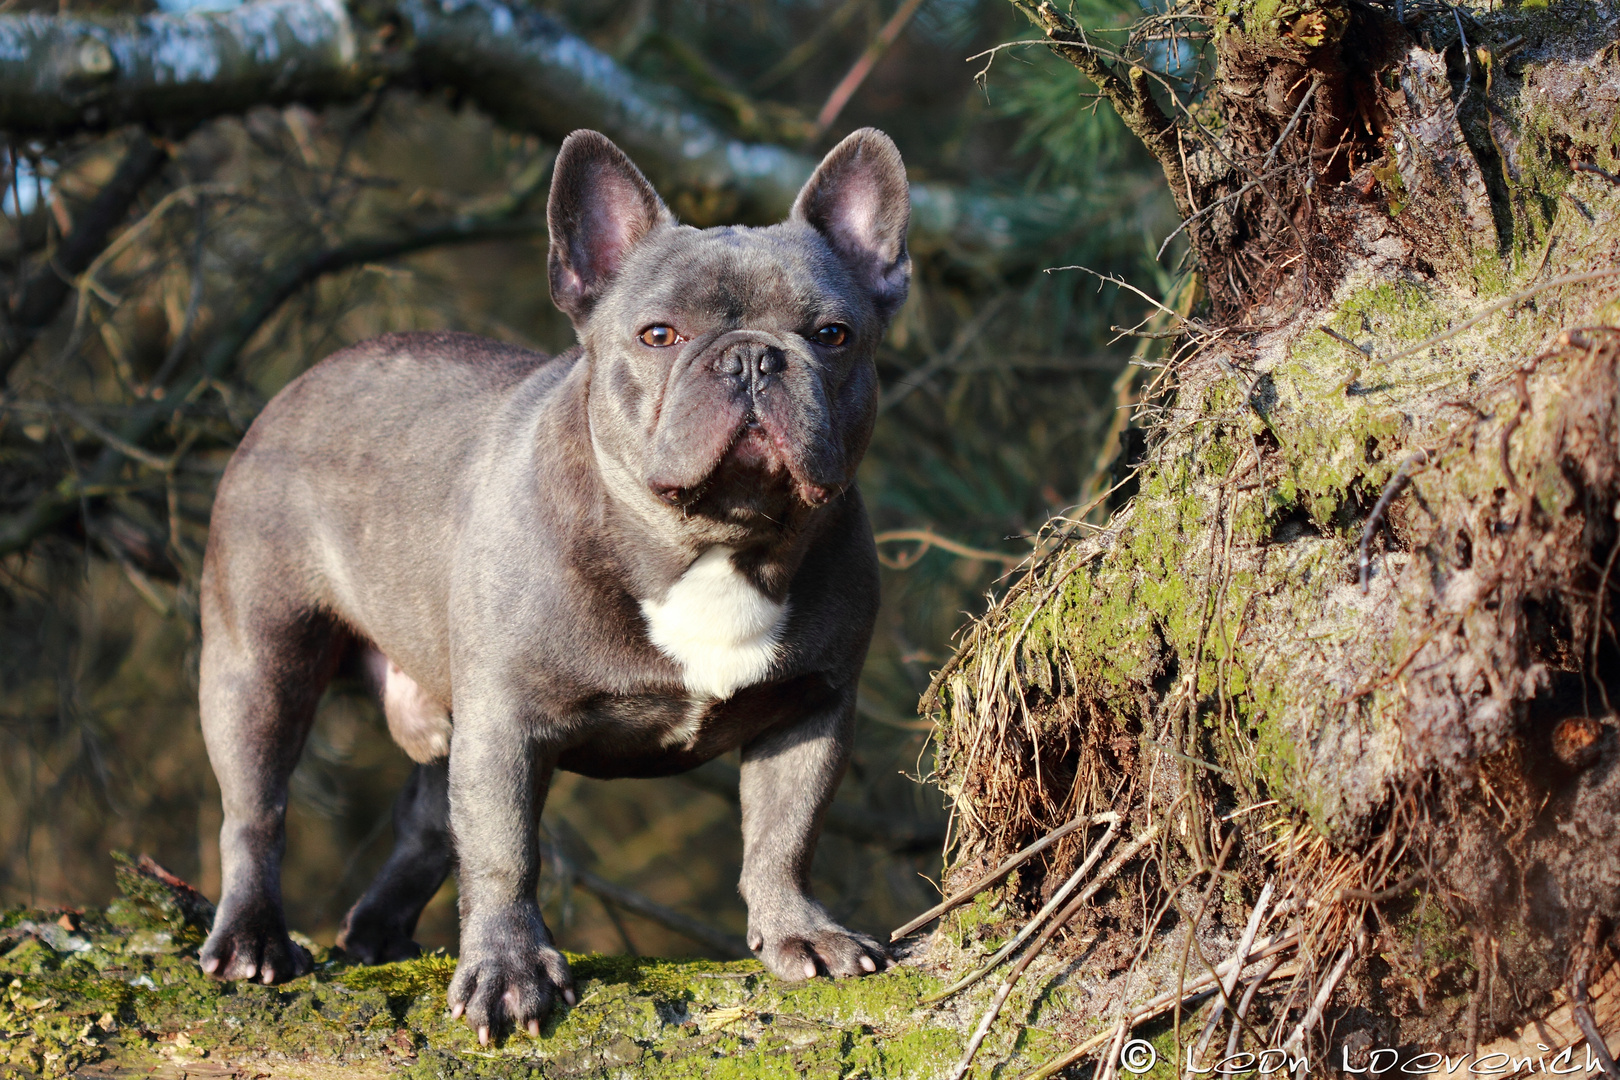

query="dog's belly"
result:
[558,672,839,778]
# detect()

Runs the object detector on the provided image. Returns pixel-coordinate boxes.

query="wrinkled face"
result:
[546,128,910,541]
[584,222,879,528]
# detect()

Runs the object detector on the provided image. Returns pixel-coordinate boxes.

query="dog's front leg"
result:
[739,688,889,980]
[445,706,574,1043]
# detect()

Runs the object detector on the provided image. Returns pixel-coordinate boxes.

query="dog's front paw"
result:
[448,906,575,1044]
[748,906,889,981]
[199,908,312,984]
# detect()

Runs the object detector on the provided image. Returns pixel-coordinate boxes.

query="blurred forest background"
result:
[0,0,1180,959]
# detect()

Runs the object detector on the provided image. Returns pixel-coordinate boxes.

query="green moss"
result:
[0,867,995,1080]
[333,951,457,998]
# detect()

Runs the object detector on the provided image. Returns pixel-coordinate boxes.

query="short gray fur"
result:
[195,127,911,1041]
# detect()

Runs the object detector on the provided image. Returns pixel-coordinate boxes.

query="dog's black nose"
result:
[716,342,785,382]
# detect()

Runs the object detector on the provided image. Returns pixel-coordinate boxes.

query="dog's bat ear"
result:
[548,130,671,326]
[792,128,911,319]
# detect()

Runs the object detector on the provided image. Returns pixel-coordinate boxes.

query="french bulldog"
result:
[195,126,910,1041]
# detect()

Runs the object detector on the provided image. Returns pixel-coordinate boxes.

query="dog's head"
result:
[548,128,909,541]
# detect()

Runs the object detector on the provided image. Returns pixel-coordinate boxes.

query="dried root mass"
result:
[923,0,1620,1069]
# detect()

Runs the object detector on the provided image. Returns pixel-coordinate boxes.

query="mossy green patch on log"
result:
[0,863,1088,1080]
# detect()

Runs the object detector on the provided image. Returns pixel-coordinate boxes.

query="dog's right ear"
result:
[548,131,671,326]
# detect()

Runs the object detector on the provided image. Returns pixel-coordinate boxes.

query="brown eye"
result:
[640,326,679,347]
[814,324,849,347]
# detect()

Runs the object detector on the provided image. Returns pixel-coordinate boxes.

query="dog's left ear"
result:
[548,130,671,326]
[793,128,911,319]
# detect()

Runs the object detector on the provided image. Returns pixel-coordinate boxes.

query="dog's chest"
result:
[639,547,787,707]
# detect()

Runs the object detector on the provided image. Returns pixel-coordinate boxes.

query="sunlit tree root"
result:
[928,0,1620,1071]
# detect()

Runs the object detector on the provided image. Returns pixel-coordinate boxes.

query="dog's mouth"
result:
[649,411,837,514]
[640,329,851,516]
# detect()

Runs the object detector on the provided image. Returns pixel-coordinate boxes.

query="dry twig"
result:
[1017,932,1301,1080]
[890,811,1120,941]
[1359,449,1431,593]
[921,817,1130,1004]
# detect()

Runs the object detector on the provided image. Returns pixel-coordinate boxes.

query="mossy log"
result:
[929,0,1620,1070]
[0,858,1099,1080]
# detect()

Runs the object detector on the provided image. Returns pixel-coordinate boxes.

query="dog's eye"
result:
[639,326,680,347]
[814,324,849,347]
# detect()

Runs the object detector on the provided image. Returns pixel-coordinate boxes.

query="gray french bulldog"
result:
[195,126,909,1041]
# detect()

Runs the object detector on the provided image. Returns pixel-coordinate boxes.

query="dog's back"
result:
[204,331,569,702]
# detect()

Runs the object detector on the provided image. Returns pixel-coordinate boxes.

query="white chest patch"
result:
[640,547,788,700]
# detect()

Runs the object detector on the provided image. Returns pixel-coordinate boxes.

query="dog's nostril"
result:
[718,355,744,376]
[757,352,784,375]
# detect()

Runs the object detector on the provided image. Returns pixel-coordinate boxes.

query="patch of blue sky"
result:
[155,0,244,14]
[3,153,48,217]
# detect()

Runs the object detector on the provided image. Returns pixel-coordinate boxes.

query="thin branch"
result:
[0,211,547,558]
[1574,162,1620,186]
[751,0,866,92]
[814,0,927,133]
[1225,954,1287,1064]
[1017,932,1301,1080]
[1570,915,1620,1079]
[1359,449,1431,593]
[1376,269,1620,364]
[873,528,1025,571]
[1156,164,1292,261]
[542,840,749,958]
[1049,265,1217,345]
[890,811,1120,941]
[1337,864,1429,903]
[877,293,1009,414]
[1006,0,1193,218]
[0,133,169,386]
[1189,880,1274,1072]
[922,822,1156,1004]
[1282,940,1357,1063]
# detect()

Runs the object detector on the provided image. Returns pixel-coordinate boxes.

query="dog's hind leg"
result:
[336,760,453,963]
[198,599,343,985]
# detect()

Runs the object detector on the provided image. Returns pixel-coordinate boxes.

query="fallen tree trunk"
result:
[0,0,1053,260]
[0,857,1087,1078]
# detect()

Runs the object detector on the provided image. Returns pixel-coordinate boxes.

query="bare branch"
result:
[0,132,169,385]
[1006,0,1193,218]
[0,209,546,557]
[0,0,1055,260]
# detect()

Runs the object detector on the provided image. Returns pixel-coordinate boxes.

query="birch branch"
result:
[0,0,1058,259]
